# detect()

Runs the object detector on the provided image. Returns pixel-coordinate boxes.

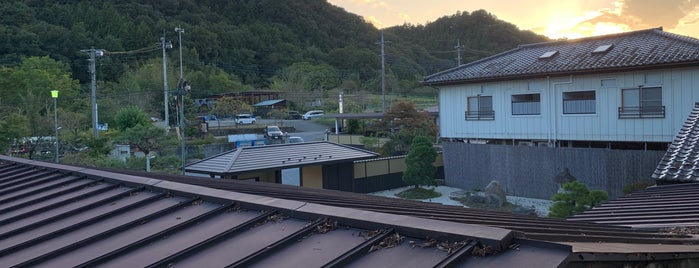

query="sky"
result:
[327,0,699,39]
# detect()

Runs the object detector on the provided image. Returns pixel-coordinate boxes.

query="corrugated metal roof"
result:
[652,102,699,182]
[185,141,379,176]
[0,155,572,267]
[92,166,699,264]
[424,28,699,85]
[569,182,699,229]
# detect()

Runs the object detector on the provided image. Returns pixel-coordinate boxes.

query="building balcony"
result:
[618,106,665,119]
[465,110,495,120]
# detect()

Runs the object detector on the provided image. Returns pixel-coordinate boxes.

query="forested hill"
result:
[0,0,547,92]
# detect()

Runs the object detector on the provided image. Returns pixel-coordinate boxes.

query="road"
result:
[209,118,329,143]
[154,117,330,143]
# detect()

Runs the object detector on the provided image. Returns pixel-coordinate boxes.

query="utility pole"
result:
[455,39,462,66]
[376,32,388,113]
[175,26,184,79]
[81,48,104,138]
[175,26,186,175]
[161,35,172,132]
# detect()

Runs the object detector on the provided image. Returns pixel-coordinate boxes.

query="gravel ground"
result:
[369,185,553,217]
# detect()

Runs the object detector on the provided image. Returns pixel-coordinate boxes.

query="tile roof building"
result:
[652,102,699,182]
[422,28,699,199]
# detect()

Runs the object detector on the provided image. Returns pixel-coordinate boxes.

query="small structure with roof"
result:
[185,141,379,190]
[253,99,286,116]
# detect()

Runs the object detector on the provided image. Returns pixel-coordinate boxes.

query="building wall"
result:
[238,170,276,183]
[439,67,699,142]
[443,142,665,199]
[301,165,323,188]
[323,163,354,191]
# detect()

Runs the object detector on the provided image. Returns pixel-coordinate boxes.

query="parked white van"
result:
[302,110,324,120]
[235,114,256,124]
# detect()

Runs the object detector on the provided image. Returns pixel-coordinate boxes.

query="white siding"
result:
[438,67,699,142]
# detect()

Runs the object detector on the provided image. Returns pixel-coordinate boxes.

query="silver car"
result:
[302,110,324,120]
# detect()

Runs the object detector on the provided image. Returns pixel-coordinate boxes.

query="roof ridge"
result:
[518,27,665,49]
[224,147,243,172]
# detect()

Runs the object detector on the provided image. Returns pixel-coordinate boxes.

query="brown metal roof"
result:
[131,171,695,241]
[424,28,699,85]
[0,155,572,267]
[185,141,379,176]
[569,182,699,229]
[652,102,699,182]
[102,166,699,264]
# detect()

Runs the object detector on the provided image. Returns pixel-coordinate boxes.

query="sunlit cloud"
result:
[329,0,699,38]
[548,0,699,38]
[365,16,384,28]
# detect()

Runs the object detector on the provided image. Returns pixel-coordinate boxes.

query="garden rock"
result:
[484,180,506,207]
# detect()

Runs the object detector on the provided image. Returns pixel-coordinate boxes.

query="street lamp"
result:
[50,90,59,163]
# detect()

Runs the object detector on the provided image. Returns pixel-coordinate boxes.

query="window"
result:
[619,87,664,118]
[466,95,494,120]
[563,91,596,114]
[539,51,559,59]
[592,44,613,53]
[512,94,540,115]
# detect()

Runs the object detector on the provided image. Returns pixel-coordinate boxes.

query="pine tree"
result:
[402,135,437,188]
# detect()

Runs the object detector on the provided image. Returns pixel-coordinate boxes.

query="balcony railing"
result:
[465,110,495,120]
[618,106,665,119]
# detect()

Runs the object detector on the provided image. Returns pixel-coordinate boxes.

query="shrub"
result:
[548,181,608,218]
[402,135,437,188]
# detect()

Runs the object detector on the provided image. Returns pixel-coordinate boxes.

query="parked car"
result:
[287,136,304,143]
[302,110,324,120]
[265,125,285,139]
[235,114,256,124]
[287,111,302,120]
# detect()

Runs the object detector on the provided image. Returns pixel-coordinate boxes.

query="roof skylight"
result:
[593,44,613,53]
[539,50,559,59]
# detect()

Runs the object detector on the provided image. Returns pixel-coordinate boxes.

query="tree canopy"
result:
[403,135,438,188]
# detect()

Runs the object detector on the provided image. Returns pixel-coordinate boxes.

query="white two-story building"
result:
[423,28,699,199]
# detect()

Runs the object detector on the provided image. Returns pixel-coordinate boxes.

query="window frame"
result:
[562,90,596,115]
[465,95,495,120]
[511,93,541,115]
[619,86,665,118]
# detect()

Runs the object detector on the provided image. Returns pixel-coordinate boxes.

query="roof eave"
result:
[423,61,699,87]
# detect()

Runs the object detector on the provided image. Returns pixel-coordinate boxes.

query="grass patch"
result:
[395,187,441,200]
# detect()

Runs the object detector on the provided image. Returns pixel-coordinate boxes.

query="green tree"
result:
[0,113,30,154]
[375,100,438,156]
[548,181,609,218]
[114,106,151,131]
[118,124,173,157]
[402,135,437,188]
[210,96,252,118]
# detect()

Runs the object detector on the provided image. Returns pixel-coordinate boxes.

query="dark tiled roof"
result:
[652,102,699,182]
[424,28,699,85]
[0,156,572,267]
[569,182,699,229]
[185,141,379,176]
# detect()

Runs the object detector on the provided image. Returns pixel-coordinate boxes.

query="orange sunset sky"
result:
[327,0,699,39]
